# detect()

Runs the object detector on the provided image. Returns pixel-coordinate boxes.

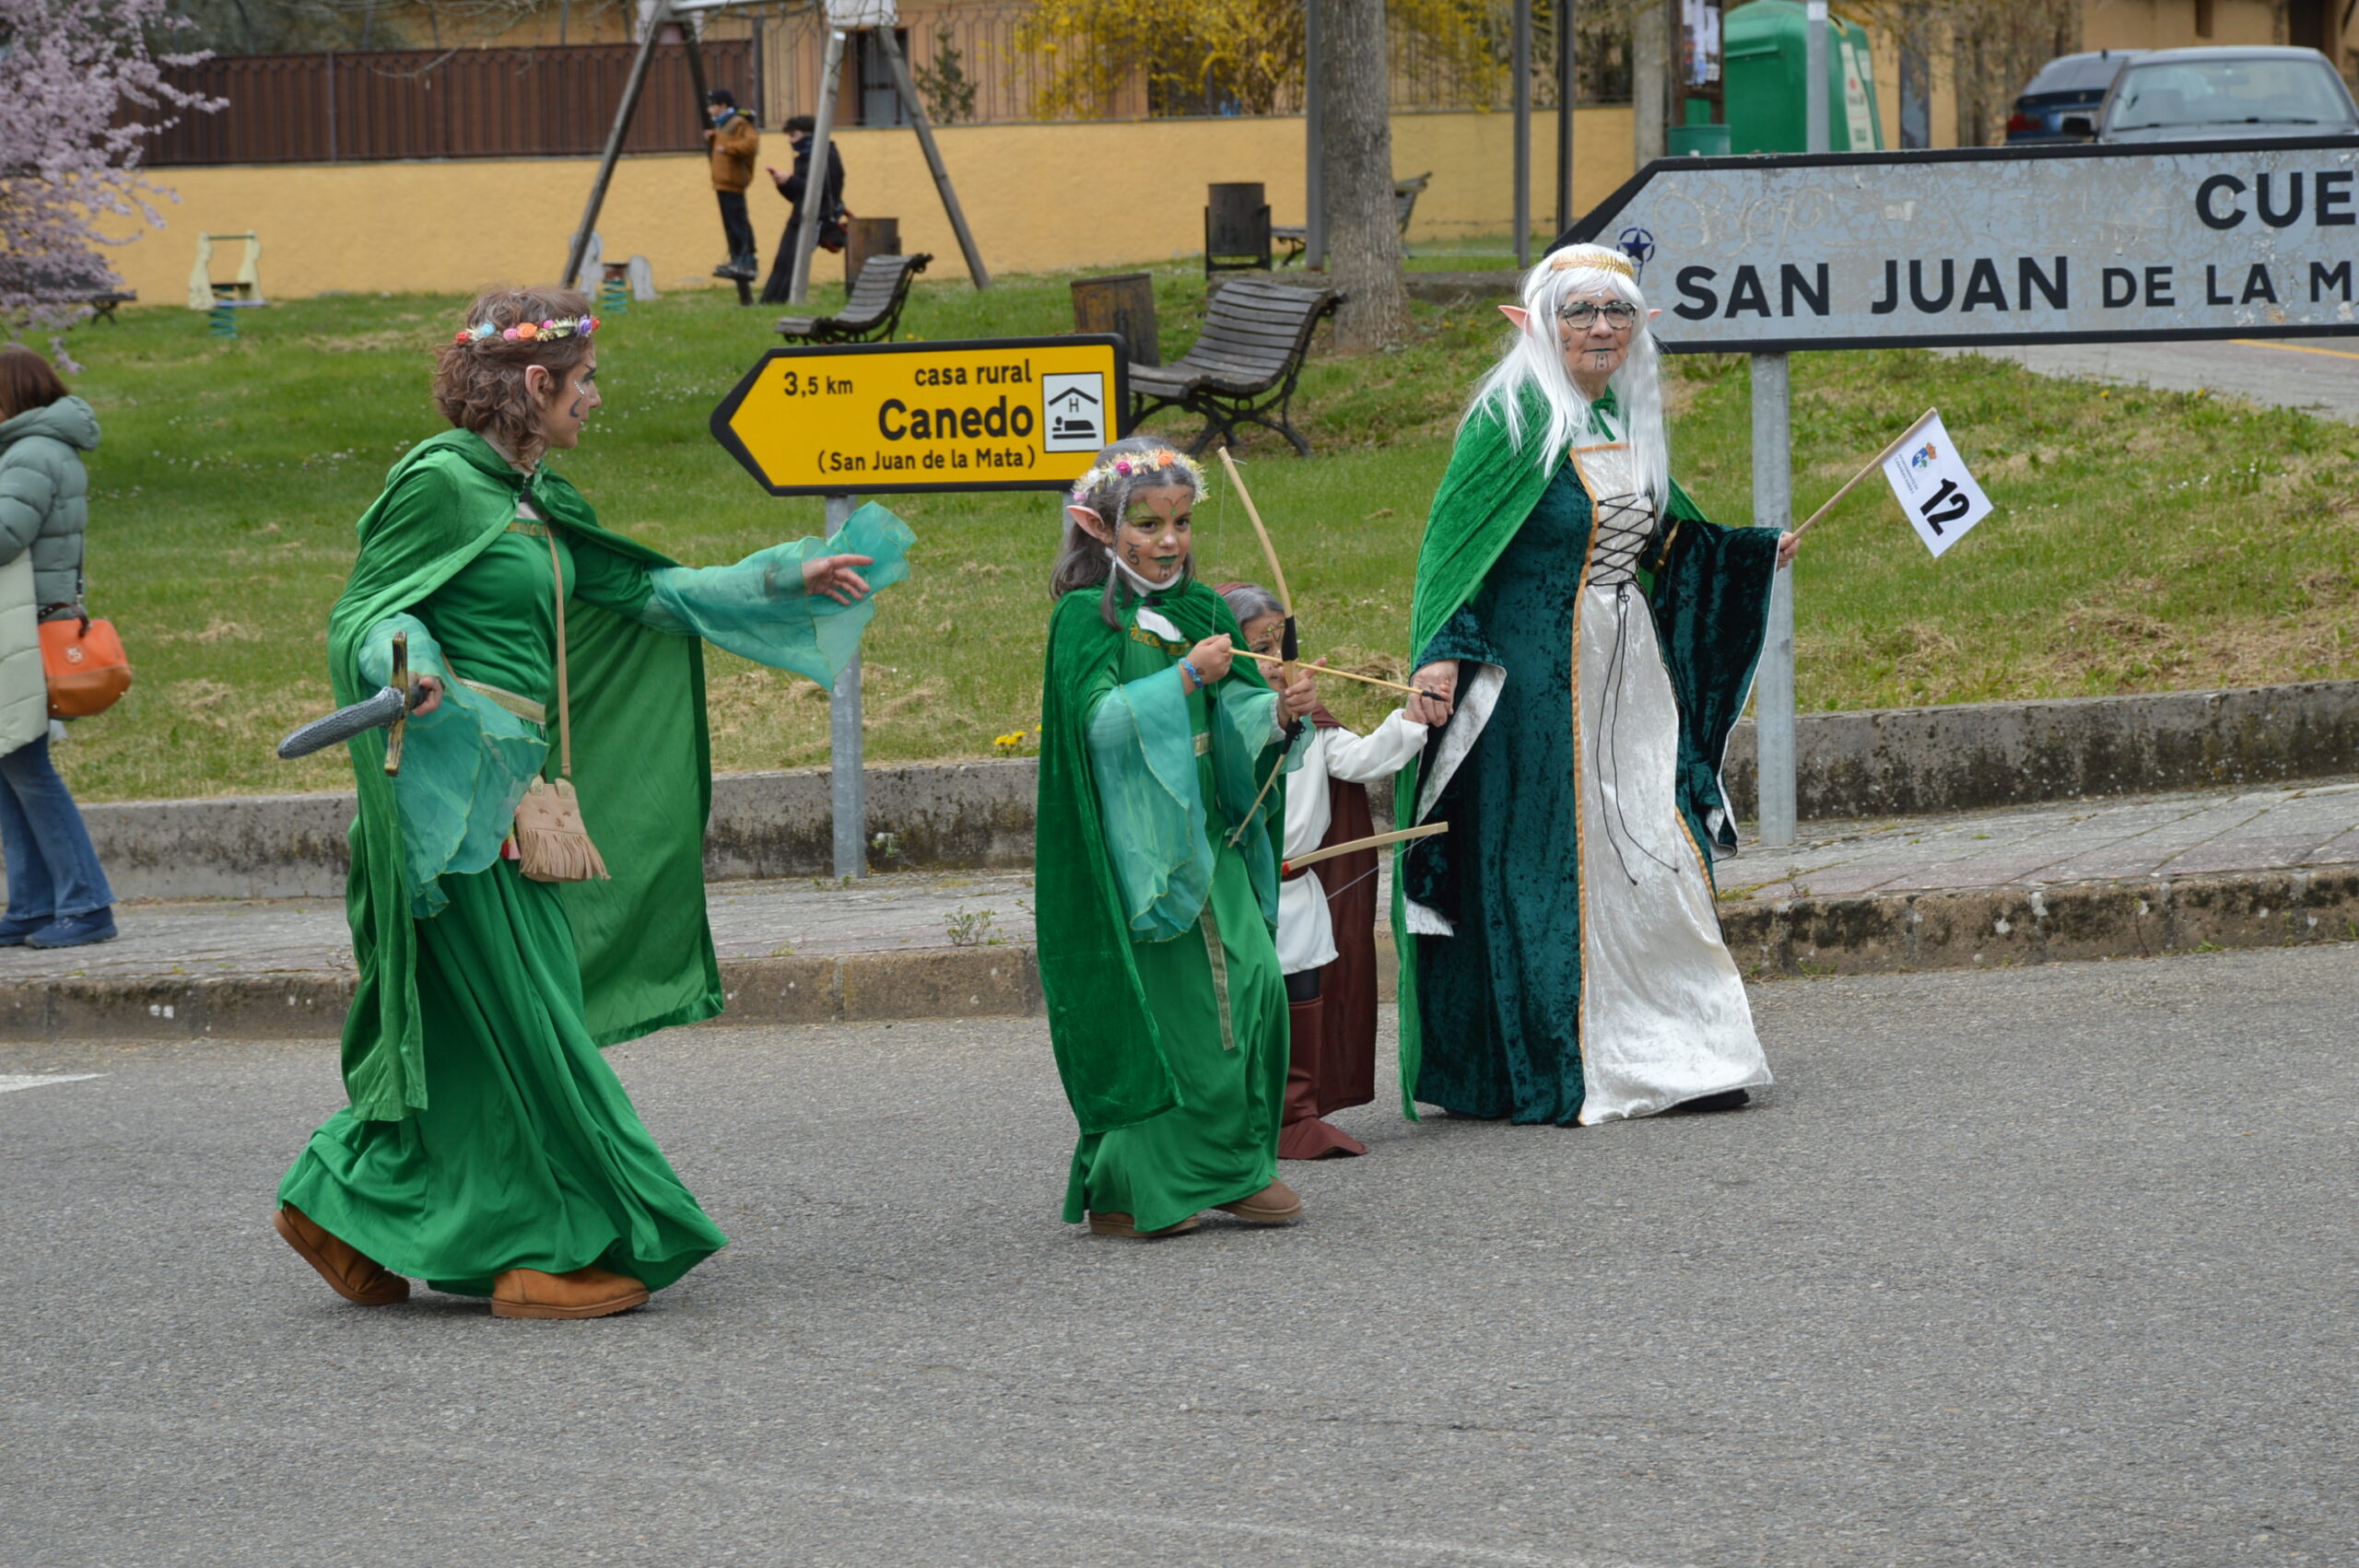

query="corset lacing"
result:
[1588,489,1682,887]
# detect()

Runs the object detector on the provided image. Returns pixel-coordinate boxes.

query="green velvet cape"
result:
[1389,387,1780,1114]
[329,430,720,1122]
[1035,578,1283,1136]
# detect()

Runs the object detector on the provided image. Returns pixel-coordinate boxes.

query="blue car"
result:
[2005,50,2142,144]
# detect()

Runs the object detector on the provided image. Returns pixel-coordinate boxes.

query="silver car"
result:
[2073,45,2359,143]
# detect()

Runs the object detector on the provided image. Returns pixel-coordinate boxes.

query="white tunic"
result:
[1276,711,1429,975]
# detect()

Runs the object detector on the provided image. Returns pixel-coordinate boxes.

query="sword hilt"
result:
[383,633,409,778]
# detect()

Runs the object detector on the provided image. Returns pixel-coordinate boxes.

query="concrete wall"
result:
[47,680,2359,904]
[103,107,1635,303]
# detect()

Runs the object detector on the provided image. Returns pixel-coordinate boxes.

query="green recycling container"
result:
[1667,123,1733,157]
[1724,0,1885,154]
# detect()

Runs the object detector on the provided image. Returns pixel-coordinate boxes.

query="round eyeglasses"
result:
[1556,300,1639,330]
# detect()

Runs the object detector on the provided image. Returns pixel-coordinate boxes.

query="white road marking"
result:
[0,1073,100,1095]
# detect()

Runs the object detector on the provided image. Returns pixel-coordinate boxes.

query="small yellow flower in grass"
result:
[992,731,1028,755]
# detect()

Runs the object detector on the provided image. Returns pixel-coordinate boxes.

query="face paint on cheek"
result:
[567,399,587,419]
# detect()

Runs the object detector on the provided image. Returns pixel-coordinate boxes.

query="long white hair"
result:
[1465,242,1670,506]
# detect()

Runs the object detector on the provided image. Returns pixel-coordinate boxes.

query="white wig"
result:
[1465,242,1670,506]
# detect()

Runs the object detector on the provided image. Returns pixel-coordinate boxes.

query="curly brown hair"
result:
[431,285,598,464]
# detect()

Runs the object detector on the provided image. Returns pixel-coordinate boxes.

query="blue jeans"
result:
[0,733,113,921]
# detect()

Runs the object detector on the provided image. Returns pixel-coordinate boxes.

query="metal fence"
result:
[139,41,758,166]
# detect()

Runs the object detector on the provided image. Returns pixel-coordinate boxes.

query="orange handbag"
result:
[40,613,133,720]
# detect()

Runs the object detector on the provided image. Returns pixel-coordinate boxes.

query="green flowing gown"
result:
[1044,585,1296,1235]
[280,526,729,1293]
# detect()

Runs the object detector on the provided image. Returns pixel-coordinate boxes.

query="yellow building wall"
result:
[101,108,1637,303]
[2082,0,2281,50]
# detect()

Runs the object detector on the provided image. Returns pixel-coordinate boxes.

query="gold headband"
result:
[1548,248,1635,280]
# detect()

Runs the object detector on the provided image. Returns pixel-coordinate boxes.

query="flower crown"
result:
[452,314,601,347]
[1068,447,1203,501]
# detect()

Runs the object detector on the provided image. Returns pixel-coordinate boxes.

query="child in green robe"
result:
[1034,438,1320,1239]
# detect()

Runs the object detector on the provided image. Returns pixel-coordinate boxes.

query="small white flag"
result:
[1880,411,1993,558]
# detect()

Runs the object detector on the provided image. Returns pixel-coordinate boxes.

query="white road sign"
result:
[1567,136,2359,353]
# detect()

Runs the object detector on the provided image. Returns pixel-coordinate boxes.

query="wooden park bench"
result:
[1130,276,1344,456]
[775,252,932,345]
[1274,172,1432,265]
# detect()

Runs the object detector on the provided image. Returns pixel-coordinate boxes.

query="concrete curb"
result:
[7,866,2353,1043]
[51,679,2359,903]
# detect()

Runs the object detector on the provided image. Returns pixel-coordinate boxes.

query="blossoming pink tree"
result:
[0,0,219,340]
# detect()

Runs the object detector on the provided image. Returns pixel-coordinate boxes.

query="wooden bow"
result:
[1220,446,1298,846]
[1282,822,1448,876]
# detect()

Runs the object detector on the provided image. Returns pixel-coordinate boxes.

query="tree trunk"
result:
[1317,0,1408,351]
[1631,0,1668,166]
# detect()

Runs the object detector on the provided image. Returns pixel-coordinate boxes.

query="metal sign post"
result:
[712,335,1130,874]
[1561,136,2359,843]
[823,492,863,878]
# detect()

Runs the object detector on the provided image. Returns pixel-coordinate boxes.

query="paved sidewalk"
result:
[4,777,2356,1037]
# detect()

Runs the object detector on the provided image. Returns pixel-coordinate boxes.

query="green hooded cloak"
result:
[1034,577,1288,1136]
[328,429,910,1122]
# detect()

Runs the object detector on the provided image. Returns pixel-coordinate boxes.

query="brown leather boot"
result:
[1086,1212,1200,1239]
[274,1204,409,1305]
[1279,996,1367,1160]
[490,1266,651,1319]
[1215,1181,1304,1225]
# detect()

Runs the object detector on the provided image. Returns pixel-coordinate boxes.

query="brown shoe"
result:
[490,1266,651,1319]
[1086,1211,1201,1239]
[1215,1181,1304,1225]
[274,1204,409,1305]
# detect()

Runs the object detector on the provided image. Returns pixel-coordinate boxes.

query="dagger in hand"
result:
[275,631,444,777]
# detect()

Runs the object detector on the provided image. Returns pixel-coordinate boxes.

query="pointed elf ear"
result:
[1498,305,1532,331]
[1649,307,1662,322]
[1067,504,1114,544]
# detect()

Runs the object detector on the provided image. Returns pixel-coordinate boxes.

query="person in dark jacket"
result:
[757,113,848,306]
[704,88,761,282]
[0,345,115,949]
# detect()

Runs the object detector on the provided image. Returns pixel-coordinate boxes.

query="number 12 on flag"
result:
[1880,412,1994,558]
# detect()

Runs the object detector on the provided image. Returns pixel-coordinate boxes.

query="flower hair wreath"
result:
[1067,447,1204,503]
[452,315,601,347]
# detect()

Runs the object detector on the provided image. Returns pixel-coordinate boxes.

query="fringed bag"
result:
[515,528,610,884]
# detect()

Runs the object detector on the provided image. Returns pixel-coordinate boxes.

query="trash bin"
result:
[1667,123,1733,157]
[1724,0,1884,153]
[1071,272,1160,368]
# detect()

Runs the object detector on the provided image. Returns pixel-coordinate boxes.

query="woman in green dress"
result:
[274,285,910,1318]
[1393,243,1801,1128]
[1034,438,1320,1239]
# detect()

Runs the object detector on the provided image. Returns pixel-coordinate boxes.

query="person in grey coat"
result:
[0,345,115,948]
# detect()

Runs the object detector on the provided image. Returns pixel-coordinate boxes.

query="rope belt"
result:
[458,678,546,726]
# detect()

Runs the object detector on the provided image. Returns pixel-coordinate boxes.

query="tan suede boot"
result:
[274,1204,409,1305]
[1215,1181,1304,1225]
[490,1266,651,1319]
[1086,1212,1201,1239]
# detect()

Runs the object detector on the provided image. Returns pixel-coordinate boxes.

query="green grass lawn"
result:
[44,264,2359,802]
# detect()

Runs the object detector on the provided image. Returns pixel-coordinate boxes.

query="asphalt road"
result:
[5,947,2356,1567]
[1945,333,2359,420]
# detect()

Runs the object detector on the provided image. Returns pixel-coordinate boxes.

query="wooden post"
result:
[873,25,992,289]
[565,0,675,291]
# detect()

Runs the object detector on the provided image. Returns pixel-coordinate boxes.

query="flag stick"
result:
[1235,649,1438,699]
[1789,406,1940,540]
[1282,822,1448,875]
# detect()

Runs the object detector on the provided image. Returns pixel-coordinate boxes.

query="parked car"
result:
[2006,50,2141,144]
[2076,46,2359,143]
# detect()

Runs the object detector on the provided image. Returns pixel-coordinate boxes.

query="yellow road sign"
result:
[710,336,1130,496]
